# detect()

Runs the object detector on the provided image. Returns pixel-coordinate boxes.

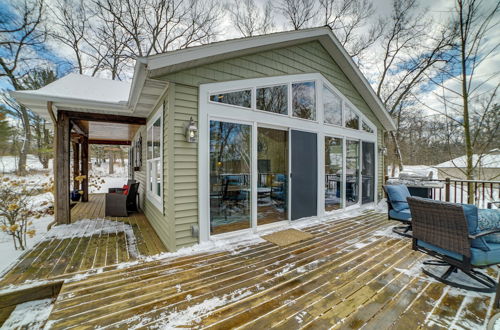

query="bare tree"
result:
[49,0,89,74]
[278,0,317,30]
[48,0,223,80]
[0,0,47,174]
[419,0,499,202]
[372,0,455,176]
[95,0,223,57]
[318,0,383,60]
[21,69,56,168]
[226,0,274,37]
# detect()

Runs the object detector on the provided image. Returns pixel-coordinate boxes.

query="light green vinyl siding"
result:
[132,89,176,252]
[160,40,386,250]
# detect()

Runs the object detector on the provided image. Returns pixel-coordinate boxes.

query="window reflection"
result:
[153,117,161,158]
[209,121,252,234]
[345,105,359,129]
[292,81,316,120]
[210,90,252,108]
[346,140,359,206]
[256,85,287,114]
[325,137,343,211]
[323,87,342,126]
[362,121,373,133]
[258,127,288,224]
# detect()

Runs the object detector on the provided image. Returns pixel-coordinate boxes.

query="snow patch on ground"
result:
[45,219,139,258]
[372,226,404,240]
[0,155,53,174]
[135,288,254,329]
[1,298,54,329]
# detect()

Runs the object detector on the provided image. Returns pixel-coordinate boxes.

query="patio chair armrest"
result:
[469,228,500,239]
[108,188,125,193]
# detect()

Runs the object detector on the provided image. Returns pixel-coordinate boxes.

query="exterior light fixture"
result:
[186,117,198,143]
[379,146,387,156]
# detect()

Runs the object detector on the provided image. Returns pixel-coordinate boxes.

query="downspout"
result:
[46,101,58,231]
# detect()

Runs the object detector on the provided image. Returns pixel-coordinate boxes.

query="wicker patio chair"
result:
[108,179,136,194]
[105,182,140,217]
[408,196,500,293]
[383,185,412,238]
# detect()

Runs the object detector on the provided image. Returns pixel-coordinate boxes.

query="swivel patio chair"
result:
[105,182,140,217]
[408,196,500,293]
[383,185,412,237]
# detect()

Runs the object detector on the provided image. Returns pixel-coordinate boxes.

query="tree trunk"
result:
[109,151,114,175]
[389,131,404,177]
[459,2,474,204]
[17,105,31,175]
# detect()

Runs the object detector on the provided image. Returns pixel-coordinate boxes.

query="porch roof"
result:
[11,73,168,123]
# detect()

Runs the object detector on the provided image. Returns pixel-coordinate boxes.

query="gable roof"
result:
[132,26,396,131]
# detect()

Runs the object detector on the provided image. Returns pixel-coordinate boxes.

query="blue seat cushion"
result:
[417,240,500,267]
[385,185,411,212]
[389,209,412,222]
[478,209,500,244]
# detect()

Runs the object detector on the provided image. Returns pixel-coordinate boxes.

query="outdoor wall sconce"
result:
[379,146,387,156]
[186,117,198,143]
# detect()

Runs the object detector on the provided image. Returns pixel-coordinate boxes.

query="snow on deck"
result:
[37,212,499,330]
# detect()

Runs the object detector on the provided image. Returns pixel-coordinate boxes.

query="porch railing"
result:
[431,178,500,209]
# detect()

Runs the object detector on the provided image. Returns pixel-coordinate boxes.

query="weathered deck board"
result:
[0,194,166,287]
[43,212,498,329]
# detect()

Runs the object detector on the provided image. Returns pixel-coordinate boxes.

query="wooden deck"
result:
[42,212,499,329]
[0,194,166,287]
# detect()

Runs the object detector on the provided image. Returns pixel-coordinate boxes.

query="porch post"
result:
[72,142,80,191]
[55,111,71,224]
[81,135,89,202]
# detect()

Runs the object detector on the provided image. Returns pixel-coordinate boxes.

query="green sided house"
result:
[12,27,396,252]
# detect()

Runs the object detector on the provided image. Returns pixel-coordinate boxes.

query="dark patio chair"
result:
[108,179,136,194]
[408,196,500,293]
[383,185,412,237]
[105,182,139,217]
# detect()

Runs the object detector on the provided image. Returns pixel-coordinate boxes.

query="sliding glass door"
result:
[346,140,360,207]
[257,127,288,225]
[209,120,252,235]
[325,137,343,211]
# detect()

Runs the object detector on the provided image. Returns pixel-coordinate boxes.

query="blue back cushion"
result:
[385,185,411,212]
[462,204,490,251]
[478,209,500,244]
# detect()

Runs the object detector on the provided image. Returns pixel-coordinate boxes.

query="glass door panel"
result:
[209,120,252,234]
[325,137,343,211]
[346,140,360,206]
[257,127,288,225]
[362,141,375,204]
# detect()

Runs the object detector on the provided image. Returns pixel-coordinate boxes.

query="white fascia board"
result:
[129,60,148,112]
[10,90,135,115]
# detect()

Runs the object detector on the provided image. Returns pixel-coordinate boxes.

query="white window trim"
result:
[146,105,163,212]
[199,73,378,242]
